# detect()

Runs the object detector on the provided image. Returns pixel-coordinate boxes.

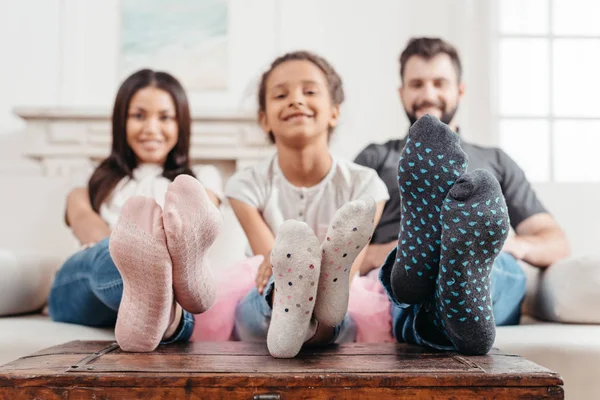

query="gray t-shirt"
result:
[355,137,548,244]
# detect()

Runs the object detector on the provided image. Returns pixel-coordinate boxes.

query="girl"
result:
[48,69,222,352]
[226,51,390,358]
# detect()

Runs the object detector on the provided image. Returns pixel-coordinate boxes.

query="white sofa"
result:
[1,133,599,400]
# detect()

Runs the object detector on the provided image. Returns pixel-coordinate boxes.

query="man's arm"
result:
[494,149,569,267]
[503,213,570,268]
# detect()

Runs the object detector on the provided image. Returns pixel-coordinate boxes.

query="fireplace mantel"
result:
[15,107,274,177]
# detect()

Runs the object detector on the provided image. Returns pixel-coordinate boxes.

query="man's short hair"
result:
[399,37,462,83]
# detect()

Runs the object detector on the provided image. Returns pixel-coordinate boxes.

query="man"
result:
[356,37,569,273]
[354,37,570,353]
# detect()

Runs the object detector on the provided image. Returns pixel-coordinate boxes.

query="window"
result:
[497,0,600,182]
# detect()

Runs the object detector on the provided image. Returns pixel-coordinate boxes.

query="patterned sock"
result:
[267,220,321,359]
[390,114,468,304]
[163,175,221,314]
[434,169,510,355]
[109,197,175,352]
[314,198,377,326]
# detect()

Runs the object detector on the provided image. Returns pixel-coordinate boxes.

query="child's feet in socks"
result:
[314,198,377,326]
[163,175,221,314]
[435,169,510,355]
[109,197,175,352]
[267,220,321,358]
[391,114,468,304]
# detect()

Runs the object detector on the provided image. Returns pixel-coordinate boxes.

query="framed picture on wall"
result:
[118,0,276,110]
[120,0,228,92]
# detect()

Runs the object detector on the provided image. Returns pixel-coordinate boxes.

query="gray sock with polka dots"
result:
[267,220,322,359]
[314,198,377,327]
[390,114,468,304]
[433,169,510,355]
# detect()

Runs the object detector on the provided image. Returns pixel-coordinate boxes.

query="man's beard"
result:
[405,101,459,127]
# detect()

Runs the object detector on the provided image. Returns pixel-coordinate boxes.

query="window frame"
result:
[494,0,600,182]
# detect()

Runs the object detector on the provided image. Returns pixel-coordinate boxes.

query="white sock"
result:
[267,220,321,358]
[314,198,377,326]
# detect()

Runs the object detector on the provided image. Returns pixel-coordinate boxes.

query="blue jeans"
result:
[381,248,526,351]
[48,238,194,344]
[233,275,356,344]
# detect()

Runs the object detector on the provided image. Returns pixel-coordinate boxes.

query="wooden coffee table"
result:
[0,341,563,399]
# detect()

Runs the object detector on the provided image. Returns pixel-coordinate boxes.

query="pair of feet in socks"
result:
[267,198,377,358]
[390,115,510,355]
[109,175,221,352]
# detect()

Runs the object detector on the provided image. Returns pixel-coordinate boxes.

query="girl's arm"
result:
[66,187,111,246]
[349,200,386,280]
[228,198,275,295]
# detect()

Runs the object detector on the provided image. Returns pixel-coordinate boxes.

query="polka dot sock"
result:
[433,169,510,355]
[163,175,221,314]
[109,197,175,352]
[314,198,377,327]
[267,220,321,359]
[390,114,468,305]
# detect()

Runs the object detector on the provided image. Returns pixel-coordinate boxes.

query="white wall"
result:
[0,0,494,156]
[0,0,120,132]
[0,0,61,133]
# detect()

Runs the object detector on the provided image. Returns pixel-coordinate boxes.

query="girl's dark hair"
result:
[88,69,194,213]
[257,51,345,143]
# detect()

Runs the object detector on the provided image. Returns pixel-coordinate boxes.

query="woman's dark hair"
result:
[257,51,345,143]
[88,69,194,212]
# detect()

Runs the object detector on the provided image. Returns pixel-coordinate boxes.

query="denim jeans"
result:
[233,275,356,344]
[381,248,526,351]
[48,237,194,344]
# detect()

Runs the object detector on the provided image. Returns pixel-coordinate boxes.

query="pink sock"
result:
[163,174,221,314]
[109,197,174,352]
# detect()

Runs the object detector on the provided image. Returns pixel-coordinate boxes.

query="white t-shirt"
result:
[225,155,390,245]
[100,164,223,228]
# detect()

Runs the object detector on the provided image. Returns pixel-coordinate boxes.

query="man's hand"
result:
[361,241,397,275]
[509,213,570,267]
[255,255,273,295]
[502,235,529,260]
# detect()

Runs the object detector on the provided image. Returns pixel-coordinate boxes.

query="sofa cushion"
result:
[0,315,114,366]
[530,255,600,324]
[495,316,600,400]
[0,250,62,317]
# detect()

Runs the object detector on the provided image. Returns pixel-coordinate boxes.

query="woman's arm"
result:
[205,189,221,208]
[66,187,111,245]
[228,198,275,294]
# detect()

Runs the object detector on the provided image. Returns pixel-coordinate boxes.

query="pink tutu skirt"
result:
[191,259,393,343]
[190,256,263,341]
[348,269,394,342]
